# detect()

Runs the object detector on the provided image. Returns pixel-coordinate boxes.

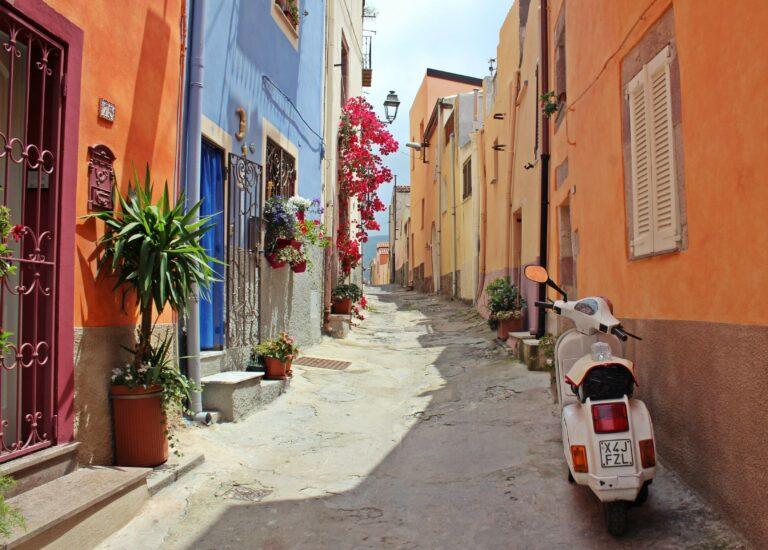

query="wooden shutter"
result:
[628,70,653,257]
[647,46,679,253]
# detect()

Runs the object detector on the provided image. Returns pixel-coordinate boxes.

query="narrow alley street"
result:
[99,287,743,550]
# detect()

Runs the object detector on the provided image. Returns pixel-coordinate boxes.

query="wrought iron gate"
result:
[0,9,65,462]
[226,153,262,352]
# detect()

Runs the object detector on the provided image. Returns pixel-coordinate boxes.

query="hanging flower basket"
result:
[291,260,307,273]
[266,253,287,269]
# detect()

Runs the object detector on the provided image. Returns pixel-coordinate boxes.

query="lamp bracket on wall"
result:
[492,144,507,151]
[493,113,506,120]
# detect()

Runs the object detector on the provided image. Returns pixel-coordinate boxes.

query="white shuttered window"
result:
[627,46,680,257]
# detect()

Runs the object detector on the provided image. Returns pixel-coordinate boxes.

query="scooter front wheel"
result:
[604,501,628,537]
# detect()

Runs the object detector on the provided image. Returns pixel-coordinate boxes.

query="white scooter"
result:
[524,265,656,536]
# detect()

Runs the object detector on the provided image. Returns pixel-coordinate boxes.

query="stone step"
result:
[506,331,533,359]
[146,451,205,495]
[200,350,226,377]
[201,371,290,422]
[521,338,541,371]
[5,466,149,549]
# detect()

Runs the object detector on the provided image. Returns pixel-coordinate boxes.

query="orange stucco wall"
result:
[409,73,484,289]
[548,0,768,326]
[45,0,185,328]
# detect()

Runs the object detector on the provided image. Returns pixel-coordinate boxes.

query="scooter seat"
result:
[565,355,637,387]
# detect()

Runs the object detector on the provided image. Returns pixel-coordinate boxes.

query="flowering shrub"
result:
[253,332,299,363]
[337,96,398,273]
[351,303,365,321]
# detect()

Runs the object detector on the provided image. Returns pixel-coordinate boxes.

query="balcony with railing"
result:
[274,0,299,32]
[362,33,373,88]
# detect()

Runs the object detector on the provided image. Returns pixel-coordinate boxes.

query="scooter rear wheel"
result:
[604,501,628,537]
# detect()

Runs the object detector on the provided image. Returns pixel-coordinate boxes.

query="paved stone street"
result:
[98,287,745,549]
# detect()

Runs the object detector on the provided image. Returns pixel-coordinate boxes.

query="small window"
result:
[462,158,472,199]
[553,5,567,127]
[265,137,296,199]
[627,46,680,257]
[272,0,299,48]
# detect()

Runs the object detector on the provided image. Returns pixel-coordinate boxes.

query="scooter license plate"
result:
[599,439,634,468]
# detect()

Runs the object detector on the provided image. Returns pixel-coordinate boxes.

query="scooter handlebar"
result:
[534,301,554,310]
[611,326,629,341]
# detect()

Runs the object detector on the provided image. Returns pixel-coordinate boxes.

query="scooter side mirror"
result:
[524,265,549,284]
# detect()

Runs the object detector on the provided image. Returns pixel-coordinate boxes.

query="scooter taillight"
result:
[591,402,629,433]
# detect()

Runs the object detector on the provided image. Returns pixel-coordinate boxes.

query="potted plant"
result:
[89,168,216,467]
[275,244,309,273]
[264,196,298,269]
[252,332,299,380]
[331,283,362,314]
[486,277,527,340]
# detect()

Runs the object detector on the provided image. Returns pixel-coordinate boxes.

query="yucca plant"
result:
[89,167,218,368]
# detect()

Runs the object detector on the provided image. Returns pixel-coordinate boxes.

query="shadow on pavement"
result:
[190,287,743,550]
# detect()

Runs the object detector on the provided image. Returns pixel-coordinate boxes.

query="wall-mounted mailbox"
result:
[87,144,116,211]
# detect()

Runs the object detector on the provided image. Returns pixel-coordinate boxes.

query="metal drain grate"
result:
[294,356,351,370]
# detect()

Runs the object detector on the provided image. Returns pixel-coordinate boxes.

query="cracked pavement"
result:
[98,286,746,549]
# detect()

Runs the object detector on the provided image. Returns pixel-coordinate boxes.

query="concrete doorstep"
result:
[3,466,149,550]
[146,451,205,495]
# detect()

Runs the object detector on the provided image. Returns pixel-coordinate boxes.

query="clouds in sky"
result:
[363,0,514,234]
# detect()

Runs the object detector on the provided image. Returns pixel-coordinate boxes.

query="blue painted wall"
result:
[201,0,325,200]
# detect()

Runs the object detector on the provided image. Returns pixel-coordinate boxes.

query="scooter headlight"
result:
[591,342,613,362]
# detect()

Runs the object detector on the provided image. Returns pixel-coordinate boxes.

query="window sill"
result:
[272,3,299,49]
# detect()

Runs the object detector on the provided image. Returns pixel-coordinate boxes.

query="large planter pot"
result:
[110,385,168,467]
[332,297,352,314]
[264,357,291,380]
[265,253,287,269]
[497,316,524,340]
[291,261,307,273]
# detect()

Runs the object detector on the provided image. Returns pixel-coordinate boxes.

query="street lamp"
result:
[383,90,400,124]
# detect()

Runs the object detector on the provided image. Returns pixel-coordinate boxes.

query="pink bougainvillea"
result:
[337,97,398,274]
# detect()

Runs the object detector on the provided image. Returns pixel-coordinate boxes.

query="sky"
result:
[364,0,513,236]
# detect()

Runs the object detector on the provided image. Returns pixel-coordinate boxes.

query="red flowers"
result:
[337,97,398,274]
[9,224,23,242]
[360,296,367,309]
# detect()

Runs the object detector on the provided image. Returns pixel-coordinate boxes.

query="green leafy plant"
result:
[253,332,299,363]
[0,476,24,538]
[89,167,217,451]
[88,167,218,368]
[332,283,363,302]
[538,334,556,369]
[540,91,559,117]
[0,206,18,279]
[486,277,526,328]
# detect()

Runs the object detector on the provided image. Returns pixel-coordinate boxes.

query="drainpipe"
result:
[536,0,551,338]
[434,100,443,294]
[506,70,521,282]
[185,0,209,423]
[450,113,458,299]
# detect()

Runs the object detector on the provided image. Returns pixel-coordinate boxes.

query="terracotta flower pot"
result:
[266,253,287,269]
[290,239,303,250]
[291,260,307,273]
[110,385,168,467]
[332,297,352,314]
[264,357,290,380]
[497,316,524,340]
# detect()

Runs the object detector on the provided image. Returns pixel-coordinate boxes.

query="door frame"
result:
[12,0,83,448]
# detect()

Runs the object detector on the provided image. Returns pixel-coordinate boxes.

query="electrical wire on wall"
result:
[262,74,326,158]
